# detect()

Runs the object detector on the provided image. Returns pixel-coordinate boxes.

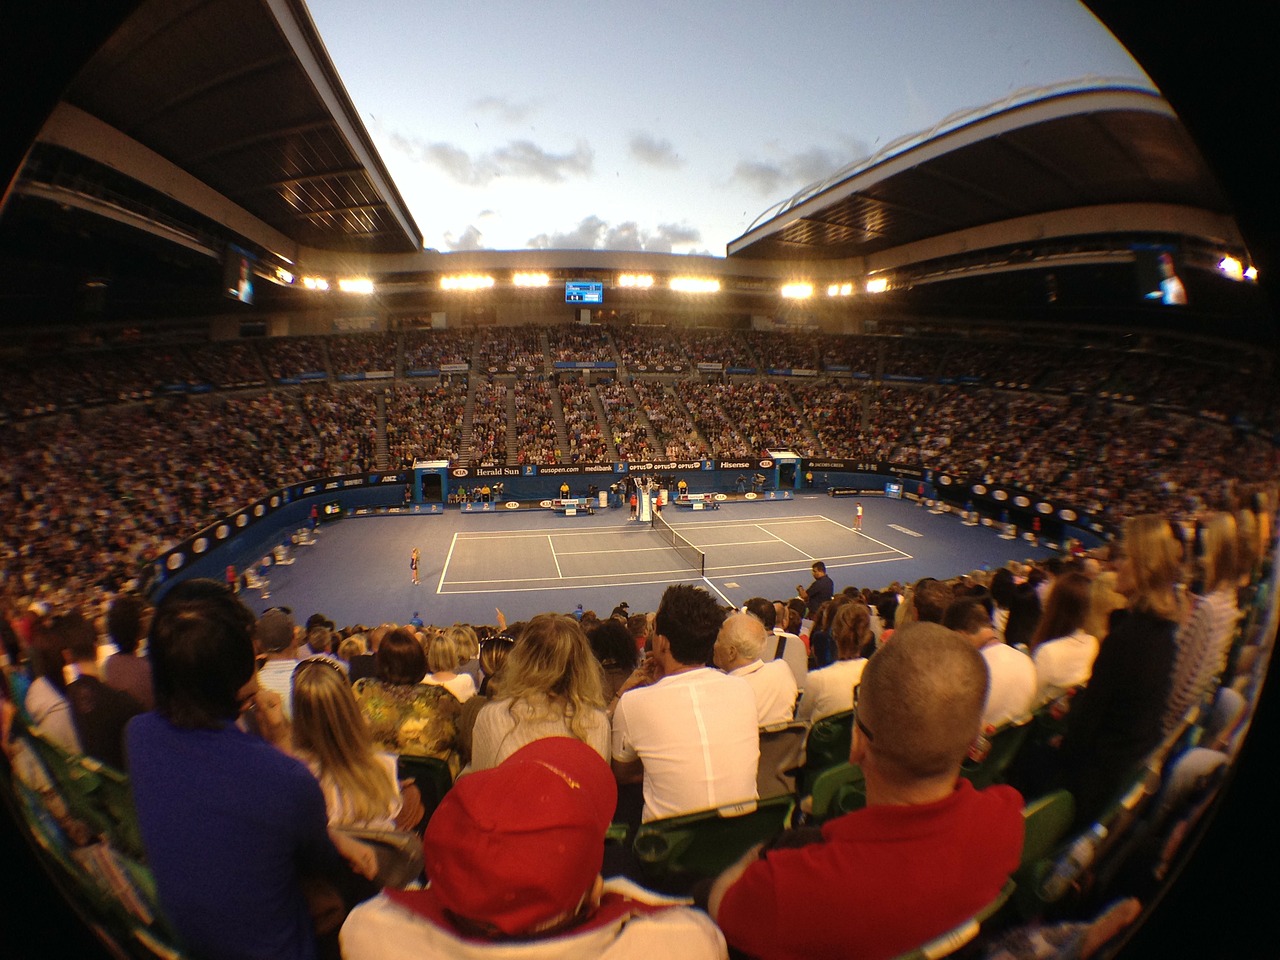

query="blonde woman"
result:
[1054,515,1183,826]
[291,658,406,830]
[420,631,476,703]
[1164,512,1242,733]
[467,613,608,772]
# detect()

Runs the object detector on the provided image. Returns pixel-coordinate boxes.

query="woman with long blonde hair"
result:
[291,658,403,829]
[1053,515,1183,826]
[1164,511,1242,733]
[466,613,608,772]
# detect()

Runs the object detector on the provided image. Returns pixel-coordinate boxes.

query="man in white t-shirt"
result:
[943,598,1035,730]
[611,585,759,823]
[713,612,798,726]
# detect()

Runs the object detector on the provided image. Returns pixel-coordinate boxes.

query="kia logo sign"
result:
[505,501,520,509]
[452,469,468,477]
[759,460,773,468]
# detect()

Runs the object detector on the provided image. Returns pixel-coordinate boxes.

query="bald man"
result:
[709,623,1024,960]
[714,613,799,726]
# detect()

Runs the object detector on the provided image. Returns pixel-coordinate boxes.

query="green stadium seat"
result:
[794,709,853,798]
[396,754,454,830]
[631,795,794,893]
[961,717,1032,790]
[887,880,1016,960]
[803,761,867,825]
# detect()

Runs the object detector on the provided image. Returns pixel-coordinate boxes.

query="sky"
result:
[304,0,1154,256]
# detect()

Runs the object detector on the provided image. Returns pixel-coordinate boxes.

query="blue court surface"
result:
[241,494,1057,628]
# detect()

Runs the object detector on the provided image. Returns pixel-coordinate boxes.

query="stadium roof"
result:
[728,84,1233,263]
[28,0,422,257]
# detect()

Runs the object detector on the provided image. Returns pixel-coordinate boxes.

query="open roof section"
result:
[55,0,422,256]
[727,83,1233,262]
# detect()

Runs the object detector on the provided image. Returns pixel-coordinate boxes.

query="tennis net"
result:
[651,509,706,576]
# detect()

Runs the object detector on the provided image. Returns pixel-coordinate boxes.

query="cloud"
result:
[730,143,866,196]
[386,132,593,186]
[443,225,486,251]
[471,96,537,124]
[527,216,702,253]
[629,132,682,168]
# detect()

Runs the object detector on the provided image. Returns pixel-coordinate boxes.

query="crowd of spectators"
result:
[596,379,661,461]
[191,341,268,388]
[299,386,379,475]
[385,381,467,466]
[512,375,561,464]
[546,325,615,364]
[611,325,688,369]
[676,379,804,457]
[677,329,756,368]
[631,379,710,460]
[468,378,509,465]
[402,329,472,371]
[557,378,610,463]
[262,336,328,381]
[6,497,1272,959]
[743,330,819,371]
[476,326,543,372]
[327,332,398,377]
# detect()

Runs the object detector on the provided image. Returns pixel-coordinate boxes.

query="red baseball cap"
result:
[422,737,617,936]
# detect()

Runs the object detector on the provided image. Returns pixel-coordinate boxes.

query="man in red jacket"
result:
[709,622,1024,960]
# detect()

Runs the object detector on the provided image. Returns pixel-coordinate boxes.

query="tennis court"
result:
[240,495,1053,627]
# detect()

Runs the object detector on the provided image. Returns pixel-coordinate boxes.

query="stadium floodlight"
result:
[302,276,329,291]
[1218,256,1244,281]
[670,277,720,294]
[441,274,495,291]
[337,278,374,294]
[826,282,854,297]
[865,277,890,294]
[618,273,654,288]
[780,282,814,299]
[1245,265,1258,281]
[513,272,550,287]
[275,268,294,285]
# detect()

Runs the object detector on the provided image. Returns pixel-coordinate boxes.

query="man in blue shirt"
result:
[127,579,369,960]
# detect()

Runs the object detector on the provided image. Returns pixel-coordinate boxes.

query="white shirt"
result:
[340,885,728,960]
[422,673,477,703]
[24,676,83,755]
[1032,629,1099,707]
[980,642,1037,729]
[612,668,759,823]
[729,659,798,726]
[770,630,808,686]
[468,698,611,773]
[796,657,867,724]
[258,657,300,719]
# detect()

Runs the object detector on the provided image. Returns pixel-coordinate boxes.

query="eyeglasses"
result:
[852,683,874,743]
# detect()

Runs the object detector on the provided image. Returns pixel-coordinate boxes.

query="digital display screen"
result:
[565,280,604,304]
[223,244,255,304]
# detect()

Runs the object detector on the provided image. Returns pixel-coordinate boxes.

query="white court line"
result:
[441,573,704,595]
[811,513,905,553]
[435,533,460,594]
[548,534,563,579]
[711,554,912,581]
[752,523,816,561]
[702,577,735,607]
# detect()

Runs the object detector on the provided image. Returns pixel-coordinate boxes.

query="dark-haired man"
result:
[126,579,374,960]
[797,561,834,620]
[611,584,758,822]
[709,623,1024,960]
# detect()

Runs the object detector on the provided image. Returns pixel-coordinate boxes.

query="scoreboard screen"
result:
[565,280,604,304]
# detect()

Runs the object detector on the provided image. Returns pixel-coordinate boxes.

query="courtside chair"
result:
[793,709,854,799]
[631,795,795,894]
